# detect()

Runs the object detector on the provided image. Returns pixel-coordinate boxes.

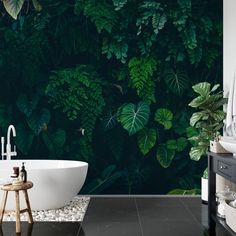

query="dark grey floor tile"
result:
[83,197,138,221]
[136,197,183,208]
[137,204,196,222]
[80,197,142,236]
[180,197,202,207]
[0,222,81,236]
[79,221,142,236]
[140,220,207,236]
[187,204,208,223]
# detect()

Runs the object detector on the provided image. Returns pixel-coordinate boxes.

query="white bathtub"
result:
[0,160,88,210]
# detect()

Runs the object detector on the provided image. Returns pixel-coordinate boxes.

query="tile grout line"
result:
[179,198,206,229]
[134,198,145,236]
[76,198,91,236]
[78,197,91,231]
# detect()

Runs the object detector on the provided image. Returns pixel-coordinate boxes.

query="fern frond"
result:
[128,57,157,103]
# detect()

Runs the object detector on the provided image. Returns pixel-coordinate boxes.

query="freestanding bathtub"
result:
[0,160,88,210]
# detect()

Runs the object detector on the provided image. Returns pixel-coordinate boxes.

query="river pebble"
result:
[3,196,90,222]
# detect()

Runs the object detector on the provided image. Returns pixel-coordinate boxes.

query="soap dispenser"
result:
[20,162,27,183]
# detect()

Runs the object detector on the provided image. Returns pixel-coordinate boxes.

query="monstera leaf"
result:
[3,0,25,19]
[16,94,39,117]
[156,144,175,168]
[137,128,156,155]
[27,109,51,135]
[164,69,188,95]
[155,108,173,129]
[15,124,34,155]
[118,102,150,135]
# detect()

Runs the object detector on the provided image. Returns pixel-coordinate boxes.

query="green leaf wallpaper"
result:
[0,0,222,194]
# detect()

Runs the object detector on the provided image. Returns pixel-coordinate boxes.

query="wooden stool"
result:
[0,181,34,234]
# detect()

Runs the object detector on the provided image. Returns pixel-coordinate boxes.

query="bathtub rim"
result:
[0,159,88,171]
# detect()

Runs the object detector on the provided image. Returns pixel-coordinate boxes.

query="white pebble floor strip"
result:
[3,196,90,222]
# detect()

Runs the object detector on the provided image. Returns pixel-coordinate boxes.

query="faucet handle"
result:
[1,137,5,159]
[13,145,17,156]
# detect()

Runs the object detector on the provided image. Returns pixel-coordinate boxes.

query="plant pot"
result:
[210,140,230,153]
[201,177,208,203]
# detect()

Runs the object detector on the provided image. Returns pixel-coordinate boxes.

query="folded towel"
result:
[226,69,236,136]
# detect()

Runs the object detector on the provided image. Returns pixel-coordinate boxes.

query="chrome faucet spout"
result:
[1,125,17,160]
[7,125,16,145]
[6,125,17,160]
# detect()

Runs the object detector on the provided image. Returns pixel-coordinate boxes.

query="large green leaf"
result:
[211,84,220,92]
[188,95,207,108]
[101,112,117,131]
[189,146,207,161]
[118,102,150,135]
[27,109,51,135]
[192,82,211,97]
[3,0,25,19]
[15,125,34,155]
[209,110,225,122]
[164,69,188,95]
[190,111,208,127]
[16,94,39,118]
[176,137,188,152]
[166,139,177,150]
[156,144,175,168]
[137,128,156,155]
[155,108,173,129]
[32,0,42,11]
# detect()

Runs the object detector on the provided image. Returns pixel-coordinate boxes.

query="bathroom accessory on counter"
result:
[219,137,236,156]
[225,200,236,233]
[20,162,27,183]
[12,179,23,186]
[0,181,34,234]
[225,72,236,136]
[229,199,236,208]
[1,125,17,160]
[216,186,236,218]
[11,167,19,178]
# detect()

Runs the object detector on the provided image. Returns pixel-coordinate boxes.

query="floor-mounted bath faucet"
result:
[1,125,17,160]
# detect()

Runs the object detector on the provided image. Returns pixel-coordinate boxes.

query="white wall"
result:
[224,0,236,95]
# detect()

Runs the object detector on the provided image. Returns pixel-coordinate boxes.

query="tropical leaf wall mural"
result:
[0,0,222,194]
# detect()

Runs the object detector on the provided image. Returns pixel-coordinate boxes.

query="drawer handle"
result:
[220,165,228,170]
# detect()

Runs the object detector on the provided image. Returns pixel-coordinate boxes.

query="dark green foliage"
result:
[137,128,156,155]
[0,0,222,194]
[128,57,157,103]
[46,66,105,136]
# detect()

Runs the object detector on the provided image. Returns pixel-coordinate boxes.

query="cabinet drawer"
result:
[217,161,233,178]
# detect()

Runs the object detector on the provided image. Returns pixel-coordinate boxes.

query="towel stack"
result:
[225,69,236,137]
